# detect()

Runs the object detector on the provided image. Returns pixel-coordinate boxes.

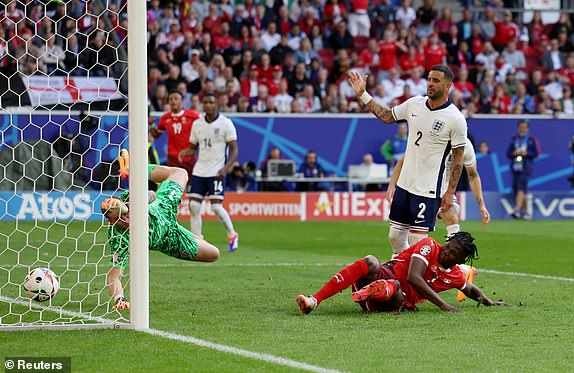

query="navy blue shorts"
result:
[512,172,529,194]
[388,186,441,231]
[189,176,225,200]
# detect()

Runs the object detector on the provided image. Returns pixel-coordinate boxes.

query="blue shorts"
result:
[512,172,529,194]
[189,176,225,200]
[388,186,441,231]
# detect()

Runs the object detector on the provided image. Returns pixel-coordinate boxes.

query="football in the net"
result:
[23,268,60,302]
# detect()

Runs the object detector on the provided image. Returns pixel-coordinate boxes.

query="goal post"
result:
[0,0,149,330]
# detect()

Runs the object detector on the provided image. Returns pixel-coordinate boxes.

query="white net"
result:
[0,0,131,328]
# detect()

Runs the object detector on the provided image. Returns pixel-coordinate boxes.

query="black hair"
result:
[430,65,454,83]
[446,231,479,265]
[168,90,183,99]
[203,93,217,101]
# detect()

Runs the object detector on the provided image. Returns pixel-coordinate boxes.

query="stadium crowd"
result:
[2,0,574,115]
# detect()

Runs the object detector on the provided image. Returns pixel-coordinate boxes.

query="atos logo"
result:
[14,193,92,220]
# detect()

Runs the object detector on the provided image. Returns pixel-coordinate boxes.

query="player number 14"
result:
[203,138,212,148]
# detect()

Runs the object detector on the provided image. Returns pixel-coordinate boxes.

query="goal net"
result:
[0,0,147,329]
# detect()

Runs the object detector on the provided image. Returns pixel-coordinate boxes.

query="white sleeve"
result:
[225,119,238,142]
[464,138,476,167]
[189,122,198,145]
[390,99,410,122]
[450,115,467,149]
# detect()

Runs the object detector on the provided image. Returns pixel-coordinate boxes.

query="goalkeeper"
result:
[102,150,220,310]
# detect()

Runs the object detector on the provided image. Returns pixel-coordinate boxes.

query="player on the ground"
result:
[387,137,490,301]
[348,66,468,257]
[296,232,511,314]
[178,93,239,252]
[149,90,200,191]
[102,150,220,310]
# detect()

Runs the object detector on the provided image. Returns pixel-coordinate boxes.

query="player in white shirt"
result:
[179,94,240,252]
[348,65,468,256]
[387,137,491,301]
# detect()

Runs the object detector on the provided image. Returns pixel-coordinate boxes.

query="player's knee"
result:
[189,200,202,216]
[388,226,408,254]
[210,202,224,215]
[407,231,427,246]
[363,255,381,275]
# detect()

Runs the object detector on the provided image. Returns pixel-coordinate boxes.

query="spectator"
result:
[237,96,252,112]
[382,68,406,101]
[506,120,541,220]
[226,161,256,193]
[270,34,294,66]
[165,20,184,53]
[444,25,463,64]
[478,6,496,41]
[309,24,324,51]
[378,30,407,81]
[214,22,233,52]
[43,32,65,74]
[492,10,519,52]
[435,7,454,40]
[299,7,321,36]
[259,147,289,191]
[510,82,535,114]
[323,0,347,33]
[291,98,303,113]
[261,22,281,52]
[229,4,248,37]
[557,27,574,53]
[236,49,254,79]
[478,69,496,111]
[502,40,526,76]
[177,82,193,110]
[371,0,396,39]
[373,83,393,107]
[423,33,447,72]
[490,83,511,114]
[328,20,354,51]
[256,53,274,84]
[560,87,574,114]
[276,5,292,36]
[298,84,321,113]
[475,41,498,71]
[173,31,196,66]
[181,8,201,34]
[348,0,370,37]
[297,151,327,192]
[452,68,475,101]
[191,0,209,23]
[478,141,490,155]
[181,49,204,85]
[493,55,514,84]
[381,122,408,170]
[164,64,185,92]
[289,62,311,97]
[544,71,565,101]
[416,0,437,38]
[275,80,294,113]
[541,38,565,71]
[287,23,306,51]
[252,84,271,112]
[457,8,474,41]
[526,70,545,97]
[395,0,416,30]
[295,37,319,66]
[527,10,545,42]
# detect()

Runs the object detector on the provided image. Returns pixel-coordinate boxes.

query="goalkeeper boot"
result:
[457,264,477,302]
[118,148,130,179]
[228,232,239,252]
[352,279,393,303]
[296,295,317,314]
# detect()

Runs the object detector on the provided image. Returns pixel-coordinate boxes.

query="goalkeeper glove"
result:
[112,296,130,310]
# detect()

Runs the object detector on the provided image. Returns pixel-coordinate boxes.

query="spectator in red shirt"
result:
[378,29,407,80]
[423,33,447,72]
[452,68,475,101]
[470,23,484,56]
[257,53,274,84]
[359,38,381,75]
[398,45,423,76]
[492,10,519,52]
[490,83,511,114]
[202,3,223,37]
[240,65,260,98]
[277,5,292,36]
[322,0,347,32]
[214,22,233,51]
[267,65,286,96]
[558,55,574,86]
[299,7,321,36]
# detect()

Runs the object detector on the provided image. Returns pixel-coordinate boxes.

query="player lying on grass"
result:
[387,137,491,301]
[102,150,220,310]
[296,232,511,314]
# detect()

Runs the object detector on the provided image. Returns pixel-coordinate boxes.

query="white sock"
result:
[407,231,427,246]
[388,224,409,255]
[189,200,203,238]
[211,202,235,237]
[446,224,460,237]
[458,264,471,276]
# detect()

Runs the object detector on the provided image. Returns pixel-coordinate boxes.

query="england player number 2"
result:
[414,131,422,146]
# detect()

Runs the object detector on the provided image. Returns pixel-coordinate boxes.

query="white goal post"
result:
[0,0,148,330]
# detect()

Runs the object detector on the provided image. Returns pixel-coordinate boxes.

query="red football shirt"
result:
[157,109,200,164]
[379,42,399,71]
[391,237,467,309]
[423,45,446,71]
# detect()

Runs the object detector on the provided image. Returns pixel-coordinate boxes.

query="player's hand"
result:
[215,167,227,180]
[442,304,462,312]
[178,149,189,163]
[477,296,512,307]
[112,297,130,310]
[480,206,490,227]
[148,117,156,127]
[347,71,368,97]
[441,191,454,212]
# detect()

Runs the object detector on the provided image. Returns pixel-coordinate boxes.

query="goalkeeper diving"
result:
[102,150,220,310]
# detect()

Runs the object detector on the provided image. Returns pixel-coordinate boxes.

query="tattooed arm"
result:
[441,146,464,211]
[347,71,395,124]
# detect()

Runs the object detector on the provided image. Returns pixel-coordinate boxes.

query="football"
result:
[23,268,60,302]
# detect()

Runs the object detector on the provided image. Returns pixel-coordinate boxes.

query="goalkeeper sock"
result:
[446,224,460,237]
[189,200,203,238]
[211,202,235,237]
[313,259,369,305]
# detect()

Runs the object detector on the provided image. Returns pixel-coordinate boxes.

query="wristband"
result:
[360,91,372,105]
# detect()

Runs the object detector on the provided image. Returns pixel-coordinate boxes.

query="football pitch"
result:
[1,220,574,372]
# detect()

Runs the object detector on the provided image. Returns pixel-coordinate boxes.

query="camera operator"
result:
[506,120,541,219]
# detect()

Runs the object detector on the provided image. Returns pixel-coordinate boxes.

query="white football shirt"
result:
[391,96,467,198]
[441,137,476,195]
[189,113,237,177]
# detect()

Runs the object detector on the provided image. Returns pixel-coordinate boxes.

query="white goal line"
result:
[0,294,342,373]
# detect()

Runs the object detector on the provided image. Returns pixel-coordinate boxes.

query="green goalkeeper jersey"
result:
[108,180,198,270]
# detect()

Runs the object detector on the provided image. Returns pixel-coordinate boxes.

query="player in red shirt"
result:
[297,232,511,313]
[149,90,200,190]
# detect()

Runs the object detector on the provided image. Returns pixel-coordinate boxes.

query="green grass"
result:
[1,220,574,372]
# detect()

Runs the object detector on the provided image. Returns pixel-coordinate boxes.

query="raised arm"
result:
[441,146,464,211]
[466,164,490,227]
[407,257,461,312]
[347,71,395,124]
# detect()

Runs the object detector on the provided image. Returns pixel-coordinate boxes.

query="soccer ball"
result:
[23,268,60,302]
